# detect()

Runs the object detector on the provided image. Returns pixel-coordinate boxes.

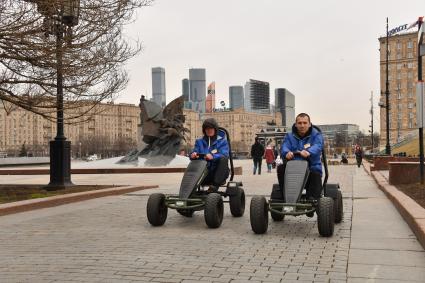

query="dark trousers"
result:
[277,163,322,199]
[356,156,362,167]
[253,158,262,175]
[202,157,229,187]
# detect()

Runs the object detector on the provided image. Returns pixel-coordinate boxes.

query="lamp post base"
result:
[46,139,74,190]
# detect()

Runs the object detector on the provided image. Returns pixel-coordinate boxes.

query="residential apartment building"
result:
[378,31,425,147]
[0,102,140,156]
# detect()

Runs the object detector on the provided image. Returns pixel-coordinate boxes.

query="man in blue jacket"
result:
[190,118,229,191]
[279,113,324,200]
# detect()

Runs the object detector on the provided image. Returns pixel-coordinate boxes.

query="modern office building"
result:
[275,88,295,127]
[244,79,270,114]
[378,30,425,147]
[229,86,244,110]
[206,82,216,113]
[316,123,360,149]
[151,67,166,108]
[189,68,206,113]
[182,78,192,109]
[182,78,189,101]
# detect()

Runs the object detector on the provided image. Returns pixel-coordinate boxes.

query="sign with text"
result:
[417,81,425,128]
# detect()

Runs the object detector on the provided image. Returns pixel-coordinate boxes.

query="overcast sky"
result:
[117,0,425,131]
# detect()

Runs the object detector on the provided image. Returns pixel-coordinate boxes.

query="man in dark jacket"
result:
[251,137,265,175]
[190,118,229,190]
[278,113,324,200]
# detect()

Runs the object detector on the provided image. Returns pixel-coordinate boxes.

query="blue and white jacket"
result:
[191,135,229,171]
[281,125,324,175]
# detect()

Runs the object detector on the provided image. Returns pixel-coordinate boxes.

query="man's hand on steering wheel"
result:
[300,150,310,159]
[205,153,213,160]
[285,151,294,160]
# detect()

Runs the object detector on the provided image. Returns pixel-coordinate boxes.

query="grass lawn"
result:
[0,184,119,204]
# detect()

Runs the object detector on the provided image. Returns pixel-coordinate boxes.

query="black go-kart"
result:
[250,126,343,237]
[147,127,245,229]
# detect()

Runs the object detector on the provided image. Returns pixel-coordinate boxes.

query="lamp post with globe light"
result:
[32,0,80,189]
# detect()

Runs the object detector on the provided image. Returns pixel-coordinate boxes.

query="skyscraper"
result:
[151,67,166,107]
[229,86,244,110]
[244,79,270,113]
[189,68,206,113]
[206,82,216,113]
[181,78,191,109]
[182,79,189,101]
[275,88,295,127]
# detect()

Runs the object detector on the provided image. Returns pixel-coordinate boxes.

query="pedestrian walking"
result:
[251,137,265,175]
[272,145,279,169]
[264,144,275,173]
[354,145,363,168]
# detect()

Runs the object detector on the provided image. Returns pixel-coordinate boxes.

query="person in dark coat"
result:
[251,137,265,175]
[354,145,363,168]
[279,113,324,200]
[190,118,229,191]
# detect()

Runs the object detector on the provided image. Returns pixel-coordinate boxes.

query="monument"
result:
[118,95,188,166]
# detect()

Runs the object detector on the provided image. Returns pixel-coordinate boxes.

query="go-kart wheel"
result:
[270,207,285,222]
[250,196,268,234]
[229,187,245,217]
[177,209,195,217]
[204,193,224,228]
[334,190,343,223]
[147,193,168,226]
[317,197,335,237]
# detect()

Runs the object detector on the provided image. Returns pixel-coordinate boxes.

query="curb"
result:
[0,185,158,216]
[363,160,425,249]
[0,166,243,175]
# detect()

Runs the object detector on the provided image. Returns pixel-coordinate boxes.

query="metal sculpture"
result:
[118,95,188,166]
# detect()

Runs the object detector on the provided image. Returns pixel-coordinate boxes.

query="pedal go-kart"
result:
[147,127,245,228]
[250,126,343,237]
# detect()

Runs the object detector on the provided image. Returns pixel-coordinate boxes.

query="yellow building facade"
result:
[379,31,425,147]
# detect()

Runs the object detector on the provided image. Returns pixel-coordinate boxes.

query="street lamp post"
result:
[34,0,80,189]
[418,17,424,184]
[385,17,391,155]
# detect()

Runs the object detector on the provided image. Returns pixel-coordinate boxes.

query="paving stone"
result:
[0,162,423,282]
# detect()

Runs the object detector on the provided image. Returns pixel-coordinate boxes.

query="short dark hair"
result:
[296,113,311,123]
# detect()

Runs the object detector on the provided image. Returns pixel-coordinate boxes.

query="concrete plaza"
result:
[0,160,424,282]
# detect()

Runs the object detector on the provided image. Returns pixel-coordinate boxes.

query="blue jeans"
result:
[267,163,272,172]
[253,158,262,174]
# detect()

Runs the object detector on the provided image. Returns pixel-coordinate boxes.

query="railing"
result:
[378,131,418,154]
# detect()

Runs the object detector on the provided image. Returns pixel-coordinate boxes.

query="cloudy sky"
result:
[118,0,425,131]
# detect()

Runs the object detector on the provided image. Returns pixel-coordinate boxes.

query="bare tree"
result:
[0,0,152,122]
[113,136,136,156]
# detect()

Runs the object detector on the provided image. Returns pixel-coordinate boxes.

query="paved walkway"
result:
[0,161,424,282]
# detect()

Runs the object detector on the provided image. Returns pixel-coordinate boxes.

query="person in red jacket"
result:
[264,143,275,173]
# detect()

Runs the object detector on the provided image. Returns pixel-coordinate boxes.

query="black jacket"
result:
[251,142,265,159]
